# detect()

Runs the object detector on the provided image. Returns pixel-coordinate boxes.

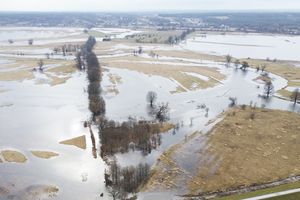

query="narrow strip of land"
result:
[244,188,300,200]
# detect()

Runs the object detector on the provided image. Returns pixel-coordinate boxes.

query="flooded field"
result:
[183,33,300,61]
[0,27,299,200]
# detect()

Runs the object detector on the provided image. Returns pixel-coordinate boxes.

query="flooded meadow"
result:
[0,28,299,200]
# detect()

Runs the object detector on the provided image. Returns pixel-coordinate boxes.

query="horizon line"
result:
[1,9,300,13]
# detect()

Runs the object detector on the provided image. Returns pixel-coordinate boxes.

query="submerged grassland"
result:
[144,107,300,197]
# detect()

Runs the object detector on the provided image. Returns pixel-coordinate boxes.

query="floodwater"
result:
[0,28,299,200]
[182,33,300,61]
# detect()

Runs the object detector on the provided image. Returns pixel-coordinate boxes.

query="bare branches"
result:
[146,91,157,108]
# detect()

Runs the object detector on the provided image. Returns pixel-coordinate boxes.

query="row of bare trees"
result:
[53,44,81,54]
[99,117,162,157]
[83,36,106,118]
[226,55,250,71]
[228,54,300,104]
[105,159,150,199]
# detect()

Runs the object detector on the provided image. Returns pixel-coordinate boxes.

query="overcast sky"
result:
[1,0,300,12]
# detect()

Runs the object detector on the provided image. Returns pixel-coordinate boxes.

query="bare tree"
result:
[138,46,143,54]
[291,88,300,105]
[229,97,237,107]
[146,91,157,108]
[226,54,232,67]
[234,59,240,68]
[75,52,83,70]
[28,39,33,45]
[107,185,123,200]
[37,59,44,71]
[261,64,267,72]
[156,103,170,122]
[264,81,274,98]
[168,36,174,45]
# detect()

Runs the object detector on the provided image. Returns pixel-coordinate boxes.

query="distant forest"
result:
[1,12,300,34]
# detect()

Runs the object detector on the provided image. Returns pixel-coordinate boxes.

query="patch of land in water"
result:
[147,49,225,62]
[59,135,86,150]
[218,180,300,200]
[0,184,59,200]
[0,150,27,163]
[31,151,59,159]
[142,131,201,191]
[102,54,225,93]
[0,57,76,86]
[110,35,300,98]
[144,107,300,197]
[104,72,123,95]
[240,58,300,99]
[122,30,184,44]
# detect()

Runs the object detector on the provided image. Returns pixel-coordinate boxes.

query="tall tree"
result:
[234,59,240,68]
[37,59,44,71]
[28,39,33,45]
[291,88,300,105]
[146,91,157,107]
[264,81,274,98]
[226,54,232,67]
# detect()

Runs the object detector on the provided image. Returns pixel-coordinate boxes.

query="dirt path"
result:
[244,188,300,200]
[180,175,300,199]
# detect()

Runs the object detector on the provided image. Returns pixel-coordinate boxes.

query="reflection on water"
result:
[0,73,107,200]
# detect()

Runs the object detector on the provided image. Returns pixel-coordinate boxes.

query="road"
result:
[243,188,300,200]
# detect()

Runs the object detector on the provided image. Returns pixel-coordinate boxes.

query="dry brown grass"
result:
[188,107,300,194]
[143,132,200,192]
[105,73,122,95]
[59,135,86,149]
[159,123,176,133]
[277,89,293,99]
[46,63,76,74]
[150,50,225,62]
[105,85,119,95]
[103,56,225,92]
[0,70,34,81]
[122,30,184,44]
[1,150,27,163]
[253,75,272,83]
[145,108,300,195]
[108,73,122,84]
[242,59,300,98]
[144,146,183,191]
[31,151,59,159]
[42,185,59,194]
[0,58,75,86]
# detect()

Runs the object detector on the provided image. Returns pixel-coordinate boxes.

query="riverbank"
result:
[143,106,300,198]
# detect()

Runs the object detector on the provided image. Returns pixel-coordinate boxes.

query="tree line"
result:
[105,159,150,199]
[81,36,106,119]
[99,117,162,158]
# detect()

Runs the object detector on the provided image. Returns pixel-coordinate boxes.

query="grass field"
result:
[144,107,300,197]
[266,192,300,200]
[218,181,300,200]
[240,58,300,99]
